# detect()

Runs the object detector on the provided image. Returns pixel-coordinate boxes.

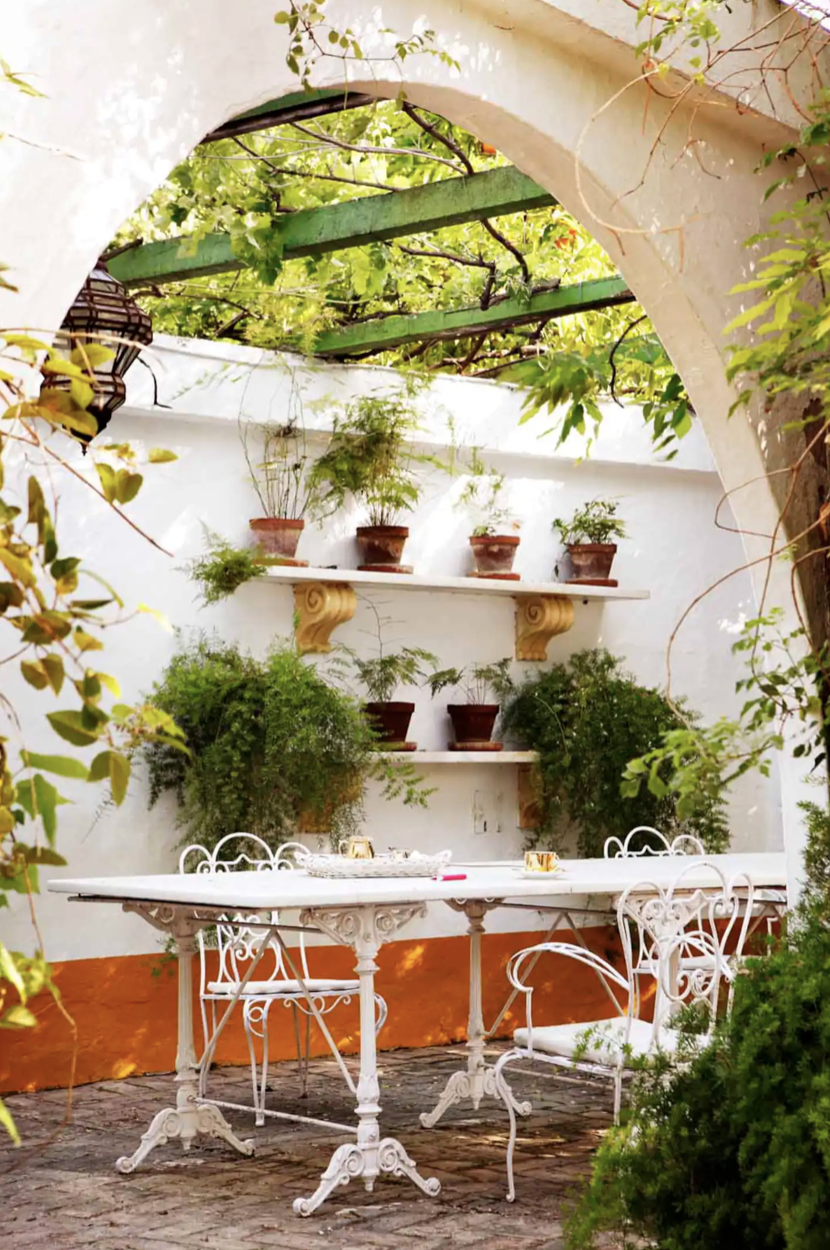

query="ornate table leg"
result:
[421,900,502,1128]
[115,908,254,1173]
[293,904,441,1216]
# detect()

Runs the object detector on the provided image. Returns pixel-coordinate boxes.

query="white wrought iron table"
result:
[49,853,786,1214]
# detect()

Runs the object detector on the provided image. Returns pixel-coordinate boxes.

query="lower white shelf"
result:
[378,750,537,764]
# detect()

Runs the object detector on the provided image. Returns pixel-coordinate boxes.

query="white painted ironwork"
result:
[494,860,755,1201]
[178,833,387,1125]
[604,825,705,859]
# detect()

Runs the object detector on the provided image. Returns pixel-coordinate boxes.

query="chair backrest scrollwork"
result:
[178,834,311,990]
[617,860,754,1047]
[604,826,705,860]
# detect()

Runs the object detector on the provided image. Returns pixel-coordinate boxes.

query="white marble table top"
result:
[48,852,787,911]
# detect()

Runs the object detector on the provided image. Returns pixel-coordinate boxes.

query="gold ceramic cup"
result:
[525,850,559,873]
[345,835,374,860]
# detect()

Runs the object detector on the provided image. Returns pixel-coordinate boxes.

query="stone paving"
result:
[1,1044,614,1250]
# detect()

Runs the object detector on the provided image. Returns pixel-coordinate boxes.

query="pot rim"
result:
[566,541,617,553]
[469,534,521,547]
[357,525,410,538]
[447,703,500,713]
[249,516,305,529]
[364,700,416,712]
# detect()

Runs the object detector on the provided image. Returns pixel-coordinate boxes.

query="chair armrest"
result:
[507,942,630,995]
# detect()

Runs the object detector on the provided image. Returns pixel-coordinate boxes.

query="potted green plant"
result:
[552,497,627,584]
[241,381,322,564]
[457,448,521,579]
[350,646,437,749]
[427,659,514,750]
[310,381,435,572]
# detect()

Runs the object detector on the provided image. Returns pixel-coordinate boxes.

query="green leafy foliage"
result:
[310,378,438,526]
[186,530,268,605]
[349,646,437,704]
[552,497,627,546]
[427,659,514,705]
[456,447,516,537]
[566,812,830,1250]
[144,634,429,853]
[621,612,829,824]
[501,649,728,855]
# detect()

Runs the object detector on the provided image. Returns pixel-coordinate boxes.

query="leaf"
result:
[138,603,173,632]
[0,548,34,587]
[20,660,49,691]
[148,448,178,464]
[0,1097,20,1145]
[33,773,69,846]
[20,752,88,780]
[41,654,64,695]
[46,710,100,747]
[69,343,114,369]
[0,941,25,999]
[24,847,67,866]
[87,750,112,783]
[96,463,117,504]
[73,627,103,652]
[0,1004,37,1029]
[115,471,143,505]
[109,752,131,806]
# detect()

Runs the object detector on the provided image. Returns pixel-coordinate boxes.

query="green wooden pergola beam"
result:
[108,167,558,289]
[313,276,635,357]
[202,89,375,143]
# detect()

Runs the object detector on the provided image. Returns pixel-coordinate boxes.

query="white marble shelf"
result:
[265,564,649,601]
[378,750,538,764]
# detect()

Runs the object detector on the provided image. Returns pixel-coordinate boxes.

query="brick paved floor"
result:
[1,1044,614,1250]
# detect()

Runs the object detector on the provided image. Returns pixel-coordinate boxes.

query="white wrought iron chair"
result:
[604,825,705,859]
[494,860,754,1201]
[179,833,388,1126]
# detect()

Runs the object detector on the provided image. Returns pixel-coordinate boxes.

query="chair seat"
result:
[514,1017,678,1065]
[206,977,359,997]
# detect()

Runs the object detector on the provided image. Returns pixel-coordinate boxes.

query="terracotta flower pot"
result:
[364,701,415,747]
[448,703,501,749]
[469,534,520,576]
[250,517,304,560]
[566,542,617,583]
[356,525,409,570]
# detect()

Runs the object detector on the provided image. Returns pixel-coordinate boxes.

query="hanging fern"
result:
[144,634,379,852]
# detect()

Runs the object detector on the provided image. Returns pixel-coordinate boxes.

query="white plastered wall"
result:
[0,0,822,907]
[1,335,783,962]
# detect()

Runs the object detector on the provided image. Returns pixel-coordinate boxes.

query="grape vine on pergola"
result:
[113,88,685,436]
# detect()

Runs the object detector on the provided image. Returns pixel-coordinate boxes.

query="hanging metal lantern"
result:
[43,257,153,450]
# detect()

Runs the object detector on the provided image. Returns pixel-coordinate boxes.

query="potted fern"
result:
[553,497,627,584]
[427,659,514,750]
[458,448,521,579]
[310,381,436,572]
[350,646,437,750]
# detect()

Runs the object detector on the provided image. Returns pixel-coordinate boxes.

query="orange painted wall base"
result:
[0,925,621,1094]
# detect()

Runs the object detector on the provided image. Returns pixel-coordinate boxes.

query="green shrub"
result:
[145,635,381,851]
[567,813,830,1250]
[501,649,727,856]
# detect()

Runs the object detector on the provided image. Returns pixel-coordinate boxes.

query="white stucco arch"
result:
[1,0,825,893]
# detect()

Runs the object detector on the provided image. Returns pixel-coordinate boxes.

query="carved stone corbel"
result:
[293,581,356,654]
[514,593,575,661]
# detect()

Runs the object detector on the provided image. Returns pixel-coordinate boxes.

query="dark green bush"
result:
[501,649,728,856]
[567,811,830,1250]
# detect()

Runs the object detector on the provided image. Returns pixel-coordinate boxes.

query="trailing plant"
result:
[350,646,437,704]
[501,649,727,855]
[456,447,516,537]
[621,611,830,826]
[310,379,437,527]
[186,530,268,604]
[553,498,627,546]
[145,634,429,853]
[566,808,830,1250]
[427,659,514,705]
